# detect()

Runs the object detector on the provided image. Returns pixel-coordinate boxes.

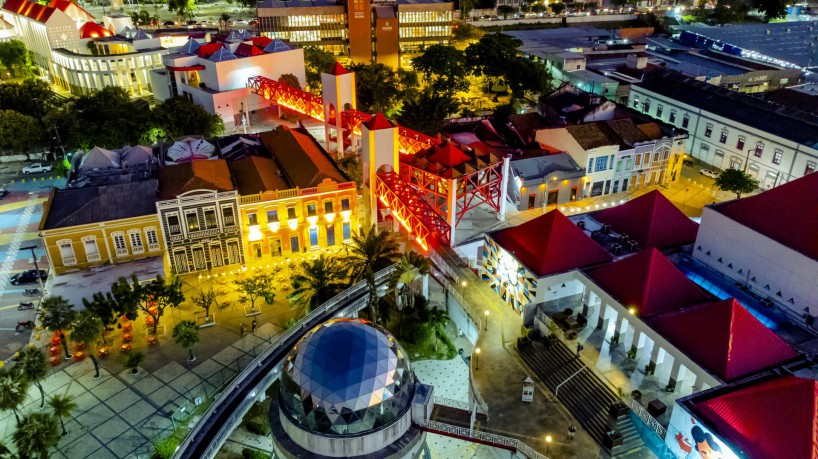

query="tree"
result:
[397,90,460,136]
[167,0,195,21]
[81,291,121,345]
[755,0,787,20]
[715,168,759,199]
[16,346,47,409]
[0,40,27,77]
[278,73,302,91]
[68,86,151,148]
[48,394,76,437]
[288,254,349,313]
[191,288,216,319]
[124,351,144,375]
[389,257,419,336]
[0,79,58,122]
[149,96,225,140]
[497,4,516,18]
[551,3,566,15]
[13,412,60,459]
[0,369,28,423]
[173,320,200,362]
[345,226,401,323]
[137,275,185,335]
[0,110,43,152]
[39,296,76,360]
[304,47,336,94]
[70,311,104,379]
[110,276,140,321]
[412,45,469,95]
[465,33,523,78]
[348,63,403,115]
[506,58,551,97]
[452,22,485,45]
[234,272,276,312]
[427,307,450,349]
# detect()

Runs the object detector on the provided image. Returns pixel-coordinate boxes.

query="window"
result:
[632,95,639,108]
[222,206,235,226]
[145,228,158,246]
[642,100,650,113]
[704,124,713,138]
[58,240,74,260]
[626,157,633,170]
[327,225,336,246]
[185,210,199,232]
[773,149,783,164]
[309,228,319,247]
[644,153,651,165]
[266,209,278,222]
[307,203,317,217]
[247,212,258,225]
[669,110,677,124]
[749,163,760,173]
[342,222,351,240]
[290,235,300,253]
[616,160,623,172]
[82,237,98,257]
[653,152,660,162]
[324,201,334,213]
[287,206,297,220]
[112,232,127,256]
[806,162,817,175]
[587,158,593,173]
[682,114,690,129]
[755,142,764,157]
[166,214,181,234]
[719,129,728,144]
[341,198,350,211]
[634,154,641,166]
[594,156,608,172]
[609,155,614,170]
[736,136,745,150]
[204,208,218,229]
[656,105,663,118]
[128,230,143,253]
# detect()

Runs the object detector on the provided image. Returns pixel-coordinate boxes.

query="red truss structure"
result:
[374,172,451,249]
[398,143,505,226]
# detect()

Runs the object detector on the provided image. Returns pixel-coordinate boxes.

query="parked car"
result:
[683,159,694,167]
[0,186,8,199]
[21,163,52,174]
[10,269,47,285]
[699,169,720,179]
[163,20,175,26]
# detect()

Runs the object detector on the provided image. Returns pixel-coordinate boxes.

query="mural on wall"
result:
[481,236,537,313]
[665,407,740,459]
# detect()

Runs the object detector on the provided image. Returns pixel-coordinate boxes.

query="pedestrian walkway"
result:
[414,357,470,403]
[0,193,39,297]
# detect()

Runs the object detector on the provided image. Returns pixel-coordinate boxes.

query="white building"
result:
[150,35,306,129]
[629,70,818,189]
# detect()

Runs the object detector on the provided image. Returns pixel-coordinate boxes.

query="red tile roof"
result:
[693,376,818,459]
[326,62,348,75]
[715,172,818,260]
[649,298,798,381]
[48,0,92,20]
[2,0,55,23]
[428,143,471,168]
[158,159,234,200]
[195,42,223,59]
[363,112,393,131]
[234,42,264,57]
[586,248,711,316]
[248,36,272,47]
[593,190,699,249]
[79,21,111,39]
[491,210,612,277]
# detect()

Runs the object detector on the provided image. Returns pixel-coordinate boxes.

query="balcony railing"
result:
[61,256,77,266]
[169,225,181,235]
[132,246,145,255]
[630,398,666,438]
[237,181,357,204]
[86,253,101,262]
[115,248,129,257]
[148,243,161,252]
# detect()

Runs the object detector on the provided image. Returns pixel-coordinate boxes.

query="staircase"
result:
[518,339,648,457]
[611,414,648,458]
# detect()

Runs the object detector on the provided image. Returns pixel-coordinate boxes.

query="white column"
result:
[667,359,683,392]
[581,287,591,316]
[447,178,457,246]
[596,302,608,330]
[497,156,510,221]
[630,328,643,352]
[421,274,429,299]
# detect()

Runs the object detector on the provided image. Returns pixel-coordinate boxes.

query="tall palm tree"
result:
[13,412,60,459]
[70,310,103,379]
[0,369,28,423]
[39,296,76,360]
[16,346,47,409]
[389,257,419,336]
[288,254,349,314]
[404,251,431,297]
[427,307,450,350]
[173,320,199,362]
[48,394,76,437]
[345,225,400,323]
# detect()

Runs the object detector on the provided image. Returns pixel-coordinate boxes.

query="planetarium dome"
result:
[279,318,415,436]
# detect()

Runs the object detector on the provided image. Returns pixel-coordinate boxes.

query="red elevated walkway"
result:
[374,171,451,249]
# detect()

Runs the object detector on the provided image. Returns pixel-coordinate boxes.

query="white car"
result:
[699,169,720,179]
[21,163,52,174]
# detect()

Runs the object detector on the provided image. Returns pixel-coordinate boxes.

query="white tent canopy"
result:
[78,147,121,171]
[121,145,157,167]
[167,137,216,163]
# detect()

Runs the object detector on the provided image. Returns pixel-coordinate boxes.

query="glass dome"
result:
[279,318,414,436]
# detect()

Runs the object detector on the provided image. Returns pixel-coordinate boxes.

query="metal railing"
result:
[420,419,549,459]
[173,265,397,459]
[630,398,666,438]
[434,395,488,416]
[115,248,128,257]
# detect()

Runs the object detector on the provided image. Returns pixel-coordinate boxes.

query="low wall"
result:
[468,13,637,28]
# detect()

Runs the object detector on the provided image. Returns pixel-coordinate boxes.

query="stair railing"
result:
[629,398,666,438]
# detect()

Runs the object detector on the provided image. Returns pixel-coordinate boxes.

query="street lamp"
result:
[474,347,480,370]
[484,310,489,330]
[545,435,552,455]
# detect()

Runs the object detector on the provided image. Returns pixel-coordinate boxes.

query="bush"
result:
[245,420,271,436]
[151,436,179,459]
[242,448,268,459]
[403,322,432,344]
[415,294,429,321]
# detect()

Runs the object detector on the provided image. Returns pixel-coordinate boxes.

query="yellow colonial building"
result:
[39,180,165,275]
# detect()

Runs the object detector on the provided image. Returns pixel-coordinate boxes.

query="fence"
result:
[420,419,549,459]
[630,398,666,438]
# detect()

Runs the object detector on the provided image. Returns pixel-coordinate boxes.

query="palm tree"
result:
[404,251,431,297]
[0,368,28,423]
[48,394,76,437]
[288,254,349,314]
[427,307,450,350]
[172,320,199,362]
[39,296,76,360]
[13,412,60,459]
[124,351,144,375]
[70,310,103,379]
[16,346,47,409]
[345,225,401,323]
[389,257,419,336]
[0,441,11,458]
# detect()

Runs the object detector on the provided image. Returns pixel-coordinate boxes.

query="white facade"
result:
[2,6,77,73]
[629,85,818,189]
[694,206,818,319]
[52,45,167,95]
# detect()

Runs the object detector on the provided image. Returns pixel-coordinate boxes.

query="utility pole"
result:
[20,245,45,297]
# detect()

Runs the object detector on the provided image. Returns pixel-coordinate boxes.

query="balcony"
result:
[62,256,77,266]
[148,243,161,252]
[169,225,181,235]
[86,253,101,262]
[132,246,145,255]
[115,248,129,257]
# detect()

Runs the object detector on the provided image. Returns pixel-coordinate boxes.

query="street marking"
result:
[0,194,38,298]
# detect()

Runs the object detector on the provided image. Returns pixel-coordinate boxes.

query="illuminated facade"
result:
[256,0,453,67]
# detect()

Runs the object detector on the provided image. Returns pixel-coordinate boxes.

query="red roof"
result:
[234,42,264,57]
[326,62,348,75]
[491,210,612,277]
[48,0,92,19]
[195,42,223,58]
[248,36,272,47]
[649,298,798,381]
[363,112,393,131]
[78,21,111,39]
[2,0,55,23]
[594,190,699,249]
[428,143,471,168]
[587,248,711,316]
[693,376,818,459]
[716,172,818,260]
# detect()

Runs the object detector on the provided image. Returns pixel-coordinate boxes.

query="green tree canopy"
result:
[39,296,76,360]
[149,96,225,141]
[234,272,276,312]
[0,40,27,77]
[67,86,151,148]
[13,412,60,459]
[304,47,336,94]
[497,4,516,18]
[397,90,460,136]
[173,320,200,362]
[289,254,349,313]
[452,22,485,45]
[278,73,302,91]
[754,0,787,21]
[0,369,28,423]
[16,346,47,409]
[412,45,469,95]
[0,79,58,122]
[167,0,195,20]
[465,33,523,78]
[70,310,104,379]
[715,168,759,199]
[345,226,400,323]
[348,63,404,115]
[48,394,76,437]
[0,110,43,152]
